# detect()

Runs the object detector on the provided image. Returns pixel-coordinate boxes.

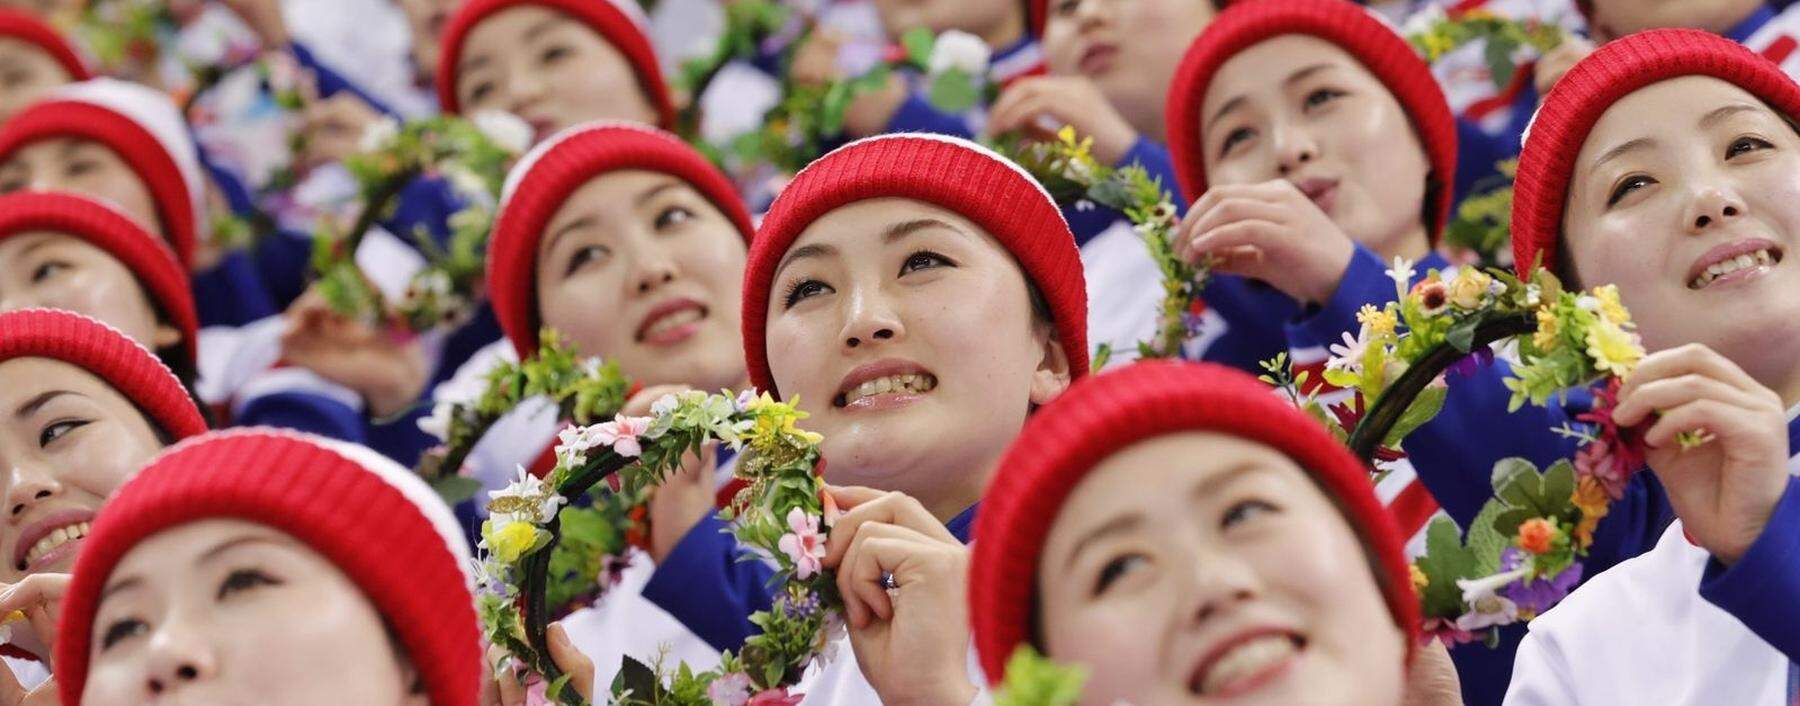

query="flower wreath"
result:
[1265,260,1704,646]
[428,330,841,705]
[999,127,1206,368]
[308,112,530,333]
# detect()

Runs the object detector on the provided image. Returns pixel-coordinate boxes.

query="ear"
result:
[151,322,182,351]
[1028,333,1072,406]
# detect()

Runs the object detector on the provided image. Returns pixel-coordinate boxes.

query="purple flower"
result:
[778,592,821,620]
[1447,346,1496,379]
[1498,548,1583,617]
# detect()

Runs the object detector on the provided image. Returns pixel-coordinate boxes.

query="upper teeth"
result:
[845,374,937,405]
[1691,249,1776,289]
[645,307,704,338]
[1196,635,1298,696]
[25,521,89,567]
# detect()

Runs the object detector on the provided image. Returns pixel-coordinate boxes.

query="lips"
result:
[1187,628,1304,699]
[13,508,95,573]
[1293,177,1340,214]
[1686,239,1783,290]
[1079,44,1119,76]
[833,358,938,410]
[524,116,559,144]
[636,298,708,346]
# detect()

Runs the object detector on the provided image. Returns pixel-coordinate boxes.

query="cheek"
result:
[1041,584,1176,704]
[226,587,408,698]
[766,312,830,397]
[539,274,628,357]
[49,269,160,344]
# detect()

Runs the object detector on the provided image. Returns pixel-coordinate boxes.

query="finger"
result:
[823,490,951,566]
[1186,181,1300,225]
[843,532,927,624]
[1642,398,1755,450]
[494,656,527,706]
[1614,373,1769,427]
[1184,196,1294,244]
[0,651,26,703]
[0,573,68,618]
[548,622,595,700]
[1619,344,1763,399]
[1189,219,1288,258]
[984,83,1042,137]
[1205,244,1267,273]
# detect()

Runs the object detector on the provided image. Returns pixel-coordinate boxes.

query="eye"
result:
[562,245,610,277]
[653,205,695,231]
[31,260,69,283]
[899,250,953,275]
[1093,553,1147,595]
[1222,499,1276,528]
[217,568,279,599]
[0,172,23,192]
[1606,174,1656,207]
[64,158,97,179]
[1303,87,1346,110]
[467,80,495,105]
[782,279,831,308]
[1053,0,1079,16]
[540,44,572,65]
[1219,127,1255,158]
[100,617,148,650]
[1726,136,1774,159]
[38,419,88,447]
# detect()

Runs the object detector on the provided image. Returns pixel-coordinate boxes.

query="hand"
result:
[984,76,1137,165]
[487,623,596,706]
[0,574,69,704]
[1401,638,1462,706]
[296,78,383,171]
[623,386,720,564]
[1612,344,1791,565]
[1534,36,1595,99]
[217,0,291,46]
[1174,180,1357,305]
[281,286,429,418]
[822,486,976,706]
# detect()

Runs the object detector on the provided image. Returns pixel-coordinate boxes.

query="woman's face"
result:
[1563,76,1800,385]
[534,170,748,393]
[400,0,457,81]
[0,139,164,239]
[1042,0,1213,139]
[0,39,71,122]
[1037,431,1404,706]
[81,519,426,706]
[1200,35,1431,260]
[0,232,179,350]
[871,0,1018,44]
[453,5,657,141]
[0,357,163,583]
[765,199,1069,515]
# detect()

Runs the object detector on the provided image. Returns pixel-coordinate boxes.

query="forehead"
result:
[2,137,106,165]
[0,356,124,408]
[555,169,679,215]
[108,518,296,581]
[466,5,573,50]
[1202,34,1367,114]
[0,38,54,62]
[791,198,990,251]
[1580,76,1778,162]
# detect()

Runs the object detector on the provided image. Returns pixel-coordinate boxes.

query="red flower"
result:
[748,688,804,706]
[1574,379,1646,500]
[1330,395,1406,463]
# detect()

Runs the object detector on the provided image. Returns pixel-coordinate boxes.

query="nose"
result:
[629,246,678,296]
[5,462,61,524]
[1181,547,1261,627]
[838,286,904,350]
[1272,123,1317,178]
[143,621,216,698]
[1685,185,1746,233]
[507,64,546,112]
[1074,0,1108,29]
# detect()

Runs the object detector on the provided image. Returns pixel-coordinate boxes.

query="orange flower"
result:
[1517,518,1557,555]
[1571,476,1610,550]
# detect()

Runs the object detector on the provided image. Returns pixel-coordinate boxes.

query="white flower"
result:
[1062,155,1095,184]
[651,392,682,418]
[928,30,991,77]
[442,164,491,201]
[488,465,565,524]
[357,116,401,153]
[1453,568,1529,631]
[417,400,455,441]
[1525,284,1543,307]
[1385,256,1416,299]
[1401,3,1447,37]
[471,109,534,154]
[1326,329,1369,374]
[1576,295,1601,312]
[557,424,602,466]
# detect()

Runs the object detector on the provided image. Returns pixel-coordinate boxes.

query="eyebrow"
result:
[1590,137,1655,173]
[198,534,287,565]
[1208,62,1336,125]
[522,16,561,43]
[1063,512,1145,571]
[882,217,964,244]
[1062,460,1270,571]
[1700,103,1762,129]
[14,389,73,419]
[634,179,684,207]
[100,575,142,602]
[774,242,838,277]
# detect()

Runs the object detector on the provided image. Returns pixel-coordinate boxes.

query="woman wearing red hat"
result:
[52,429,482,706]
[1501,28,1800,705]
[0,9,88,122]
[970,360,1438,706]
[0,309,208,699]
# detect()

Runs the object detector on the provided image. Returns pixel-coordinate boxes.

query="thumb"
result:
[547,622,594,701]
[0,657,25,706]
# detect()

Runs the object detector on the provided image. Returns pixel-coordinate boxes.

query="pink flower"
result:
[1419,618,1478,648]
[748,688,803,706]
[1574,379,1646,500]
[592,415,654,458]
[778,508,827,580]
[707,672,753,706]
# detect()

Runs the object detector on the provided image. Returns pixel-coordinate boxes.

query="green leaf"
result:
[1484,38,1517,88]
[1383,384,1447,448]
[926,69,980,113]
[901,27,935,68]
[1445,315,1483,352]
[1466,499,1509,574]
[611,654,663,703]
[1414,516,1481,619]
[819,81,853,137]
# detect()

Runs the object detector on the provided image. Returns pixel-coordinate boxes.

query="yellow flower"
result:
[1421,32,1454,60]
[1410,564,1430,592]
[1571,476,1610,550]
[1357,304,1398,339]
[1533,307,1561,351]
[748,394,823,446]
[1586,318,1644,376]
[1594,284,1631,325]
[1448,269,1492,310]
[483,520,540,564]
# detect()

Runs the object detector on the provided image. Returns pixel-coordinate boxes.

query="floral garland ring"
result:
[1281,260,1703,646]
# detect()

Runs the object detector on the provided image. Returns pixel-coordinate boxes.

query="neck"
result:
[1373,224,1433,265]
[1123,99,1167,145]
[922,456,994,523]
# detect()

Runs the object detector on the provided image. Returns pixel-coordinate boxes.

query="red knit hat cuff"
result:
[0,191,198,367]
[436,0,674,128]
[0,10,90,81]
[743,134,1089,399]
[968,361,1417,683]
[0,100,198,268]
[0,309,205,440]
[489,121,753,358]
[1165,0,1456,242]
[56,429,482,706]
[1511,28,1800,276]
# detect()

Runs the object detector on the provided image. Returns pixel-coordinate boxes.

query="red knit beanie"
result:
[1512,28,1800,277]
[0,191,198,367]
[489,121,753,358]
[436,0,674,128]
[0,9,91,81]
[0,79,203,268]
[1164,0,1457,242]
[0,309,206,440]
[742,133,1089,399]
[57,429,482,706]
[969,360,1417,683]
